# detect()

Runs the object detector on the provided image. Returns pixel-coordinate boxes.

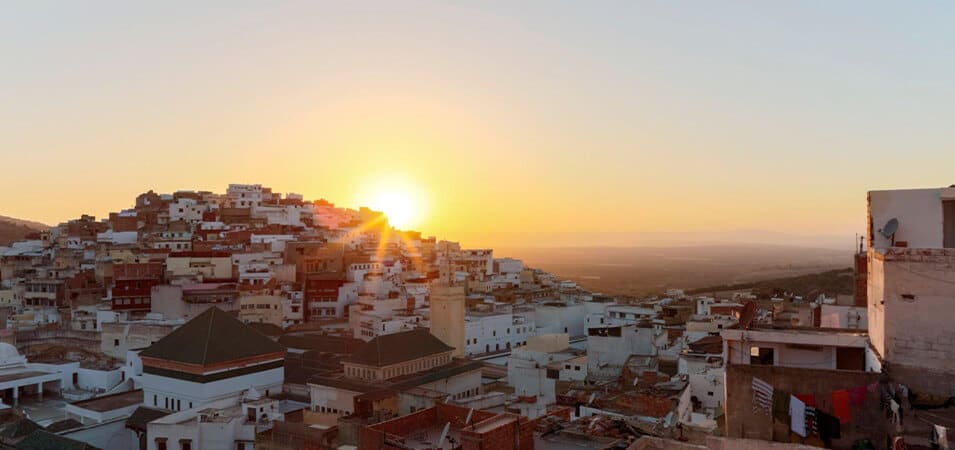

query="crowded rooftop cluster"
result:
[0,184,954,450]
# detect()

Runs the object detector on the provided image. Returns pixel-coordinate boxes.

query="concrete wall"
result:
[76,367,124,392]
[309,384,360,416]
[101,322,176,360]
[868,188,946,249]
[819,304,867,330]
[534,304,585,337]
[868,247,955,394]
[724,364,883,447]
[142,365,283,411]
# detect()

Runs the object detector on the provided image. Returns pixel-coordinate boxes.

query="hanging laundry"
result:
[933,424,949,450]
[752,377,773,416]
[789,395,806,437]
[892,436,907,450]
[805,406,818,436]
[881,387,894,418]
[816,411,841,447]
[832,390,851,424]
[848,385,867,406]
[795,393,817,407]
[773,389,790,422]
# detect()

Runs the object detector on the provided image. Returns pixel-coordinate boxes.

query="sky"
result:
[2,1,955,247]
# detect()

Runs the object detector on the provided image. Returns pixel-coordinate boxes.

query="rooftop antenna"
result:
[881,218,899,246]
[859,235,865,254]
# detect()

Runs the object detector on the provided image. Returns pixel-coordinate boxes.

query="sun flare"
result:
[368,190,416,229]
[359,177,428,230]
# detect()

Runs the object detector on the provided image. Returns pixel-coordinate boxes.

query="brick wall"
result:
[462,420,517,450]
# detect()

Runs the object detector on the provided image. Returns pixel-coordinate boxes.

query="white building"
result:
[463,306,535,356]
[226,183,263,209]
[506,334,581,406]
[138,307,286,413]
[867,186,955,394]
[721,326,875,371]
[587,324,667,380]
[147,388,284,450]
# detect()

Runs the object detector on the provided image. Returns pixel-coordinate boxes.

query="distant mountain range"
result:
[0,215,48,246]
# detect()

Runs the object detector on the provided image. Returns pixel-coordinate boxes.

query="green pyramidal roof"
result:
[139,307,284,366]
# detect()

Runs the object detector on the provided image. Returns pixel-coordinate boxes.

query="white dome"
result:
[244,386,262,401]
[0,344,25,368]
[0,343,20,360]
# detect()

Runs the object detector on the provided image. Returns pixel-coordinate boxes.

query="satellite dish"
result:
[881,218,899,240]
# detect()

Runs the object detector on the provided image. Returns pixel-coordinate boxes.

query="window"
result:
[114,339,120,347]
[154,395,157,406]
[180,439,192,450]
[749,346,775,366]
[708,391,714,396]
[155,439,167,450]
[945,200,955,248]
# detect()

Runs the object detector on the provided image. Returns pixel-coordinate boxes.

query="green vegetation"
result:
[685,267,855,298]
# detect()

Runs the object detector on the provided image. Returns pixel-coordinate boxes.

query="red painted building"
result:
[303,274,345,321]
[111,262,164,311]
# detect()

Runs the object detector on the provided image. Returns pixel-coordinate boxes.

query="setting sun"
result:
[357,177,428,230]
[368,190,416,229]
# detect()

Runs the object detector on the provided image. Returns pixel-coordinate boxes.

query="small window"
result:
[156,439,167,450]
[180,439,192,450]
[750,346,775,366]
[708,391,714,396]
[114,339,120,347]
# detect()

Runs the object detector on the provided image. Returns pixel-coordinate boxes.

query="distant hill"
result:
[502,244,851,297]
[0,215,48,246]
[685,267,855,298]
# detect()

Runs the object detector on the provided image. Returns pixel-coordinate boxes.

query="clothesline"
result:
[914,411,955,429]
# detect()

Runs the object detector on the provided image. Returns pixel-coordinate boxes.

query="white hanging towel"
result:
[789,395,806,437]
[936,424,949,449]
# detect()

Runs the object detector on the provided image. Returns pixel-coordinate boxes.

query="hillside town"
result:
[0,183,953,450]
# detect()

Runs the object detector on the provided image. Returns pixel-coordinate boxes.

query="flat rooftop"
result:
[0,371,50,384]
[71,389,143,412]
[401,423,462,449]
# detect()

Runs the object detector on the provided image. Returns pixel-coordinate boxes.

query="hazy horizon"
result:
[5,2,955,242]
